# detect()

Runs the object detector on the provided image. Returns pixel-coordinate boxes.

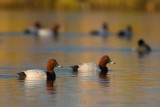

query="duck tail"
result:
[17,72,26,79]
[70,65,79,72]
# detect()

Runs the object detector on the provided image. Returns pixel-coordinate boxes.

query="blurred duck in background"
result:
[90,23,109,38]
[24,22,42,36]
[117,25,132,39]
[137,39,151,56]
[38,24,60,38]
[24,22,60,38]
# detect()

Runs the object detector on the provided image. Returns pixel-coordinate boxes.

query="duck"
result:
[90,23,109,37]
[24,23,60,38]
[117,26,132,38]
[24,22,42,36]
[71,55,115,76]
[17,59,62,80]
[38,24,60,38]
[137,39,151,56]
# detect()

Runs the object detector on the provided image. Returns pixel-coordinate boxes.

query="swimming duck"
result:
[117,26,132,38]
[137,39,151,55]
[17,59,62,80]
[38,24,60,38]
[24,22,41,36]
[71,55,115,75]
[90,23,109,37]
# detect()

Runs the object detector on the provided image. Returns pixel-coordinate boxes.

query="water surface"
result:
[0,11,160,107]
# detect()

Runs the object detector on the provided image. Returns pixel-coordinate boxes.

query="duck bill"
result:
[57,65,63,68]
[56,64,63,68]
[109,61,115,64]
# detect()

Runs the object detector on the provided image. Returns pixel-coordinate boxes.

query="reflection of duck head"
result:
[46,80,54,87]
[46,80,56,95]
[98,74,110,87]
[99,74,108,79]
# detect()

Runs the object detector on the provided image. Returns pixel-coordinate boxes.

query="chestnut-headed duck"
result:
[117,26,132,38]
[38,24,60,38]
[137,39,151,55]
[71,55,115,75]
[90,23,109,37]
[24,22,41,36]
[17,59,62,80]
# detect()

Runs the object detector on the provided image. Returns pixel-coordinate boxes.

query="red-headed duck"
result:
[71,55,115,75]
[17,59,62,80]
[117,26,132,38]
[38,24,60,38]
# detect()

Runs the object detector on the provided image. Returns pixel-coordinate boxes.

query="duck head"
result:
[52,24,60,36]
[138,39,145,46]
[102,23,108,30]
[98,55,115,67]
[34,22,41,29]
[127,26,132,32]
[46,59,62,73]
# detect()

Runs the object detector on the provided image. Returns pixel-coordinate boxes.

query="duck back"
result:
[23,69,47,79]
[78,63,100,72]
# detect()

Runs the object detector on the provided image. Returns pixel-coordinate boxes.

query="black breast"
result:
[17,72,26,80]
[47,72,56,81]
[99,66,108,75]
[118,31,125,37]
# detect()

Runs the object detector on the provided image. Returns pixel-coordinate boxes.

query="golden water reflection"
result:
[0,11,160,106]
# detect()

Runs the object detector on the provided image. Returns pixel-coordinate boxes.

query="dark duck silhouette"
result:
[24,22,42,36]
[90,23,109,37]
[137,39,151,56]
[117,26,132,38]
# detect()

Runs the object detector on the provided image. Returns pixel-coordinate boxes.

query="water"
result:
[0,11,160,107]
